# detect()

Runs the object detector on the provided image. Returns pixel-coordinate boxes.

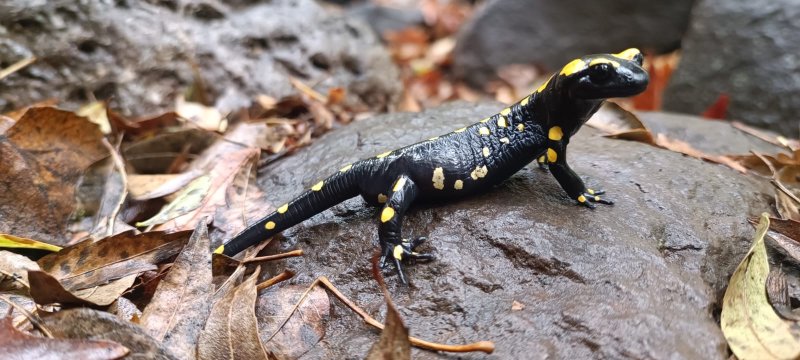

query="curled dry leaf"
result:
[77,101,112,135]
[198,267,271,360]
[141,221,213,360]
[0,316,128,360]
[36,230,190,291]
[28,270,137,307]
[41,308,176,360]
[721,214,800,360]
[256,285,329,358]
[136,175,212,228]
[0,250,41,294]
[176,95,227,132]
[0,107,106,245]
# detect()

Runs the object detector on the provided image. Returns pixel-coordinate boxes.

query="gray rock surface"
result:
[453,0,695,85]
[251,102,773,359]
[662,0,800,137]
[0,0,400,116]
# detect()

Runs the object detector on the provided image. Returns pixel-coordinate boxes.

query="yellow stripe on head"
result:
[613,48,641,61]
[560,59,586,76]
[588,58,620,68]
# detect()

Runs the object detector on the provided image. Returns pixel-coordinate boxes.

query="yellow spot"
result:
[311,181,324,191]
[548,126,563,141]
[547,148,557,162]
[587,189,595,195]
[497,116,507,128]
[470,165,488,180]
[432,167,445,190]
[594,196,601,201]
[454,180,463,190]
[381,207,395,223]
[516,124,525,132]
[500,108,511,117]
[479,127,490,136]
[340,164,353,172]
[392,177,407,192]
[393,245,404,260]
[537,76,552,93]
[454,127,467,133]
[376,151,392,159]
[480,118,490,123]
[428,136,439,141]
[277,204,288,214]
[578,195,587,203]
[589,58,620,68]
[499,137,509,144]
[213,245,224,254]
[377,193,388,203]
[538,155,546,163]
[520,96,529,106]
[265,221,276,230]
[482,147,490,157]
[560,59,586,76]
[613,48,641,61]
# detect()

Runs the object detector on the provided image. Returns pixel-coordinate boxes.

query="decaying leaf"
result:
[0,250,41,294]
[212,149,271,240]
[37,230,190,291]
[0,316,128,360]
[256,285,329,358]
[77,101,112,135]
[123,128,217,174]
[127,170,204,201]
[176,95,227,133]
[41,308,176,360]
[365,294,411,360]
[721,213,800,360]
[141,221,213,360]
[155,148,261,232]
[198,267,271,360]
[28,270,137,307]
[0,107,107,245]
[136,176,212,228]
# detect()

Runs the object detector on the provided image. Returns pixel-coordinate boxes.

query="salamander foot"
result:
[379,237,435,284]
[577,189,613,209]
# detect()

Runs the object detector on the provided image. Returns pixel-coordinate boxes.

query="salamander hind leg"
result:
[377,174,435,284]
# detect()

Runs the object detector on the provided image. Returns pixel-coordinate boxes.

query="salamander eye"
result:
[589,63,613,82]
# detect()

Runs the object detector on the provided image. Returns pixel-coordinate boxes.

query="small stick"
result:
[288,77,327,103]
[267,276,495,354]
[243,250,304,264]
[0,295,53,338]
[0,57,36,80]
[101,138,129,237]
[256,270,295,291]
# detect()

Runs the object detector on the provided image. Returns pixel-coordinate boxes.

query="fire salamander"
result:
[215,49,649,283]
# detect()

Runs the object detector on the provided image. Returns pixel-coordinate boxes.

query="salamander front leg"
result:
[377,175,435,284]
[548,147,613,209]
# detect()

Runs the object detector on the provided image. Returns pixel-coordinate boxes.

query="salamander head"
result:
[555,48,649,100]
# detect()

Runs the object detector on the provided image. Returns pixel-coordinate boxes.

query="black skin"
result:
[216,49,649,283]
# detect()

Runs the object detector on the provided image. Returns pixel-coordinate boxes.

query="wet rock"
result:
[453,0,695,85]
[253,102,772,358]
[662,0,800,137]
[0,0,400,116]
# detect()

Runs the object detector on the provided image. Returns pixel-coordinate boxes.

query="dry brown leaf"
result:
[123,129,217,174]
[77,101,112,135]
[28,270,137,307]
[140,221,213,360]
[365,297,411,360]
[41,308,177,359]
[774,165,800,220]
[157,148,261,232]
[0,315,128,360]
[128,170,204,201]
[37,230,190,291]
[256,285,329,358]
[0,107,106,245]
[212,149,272,240]
[176,95,227,132]
[198,267,271,360]
[0,250,41,294]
